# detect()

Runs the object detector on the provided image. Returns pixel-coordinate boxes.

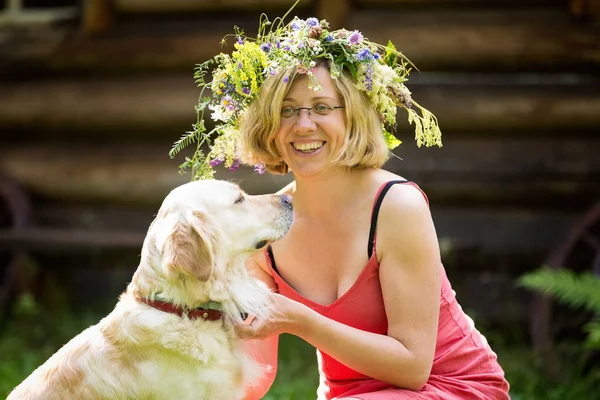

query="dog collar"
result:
[138,297,225,321]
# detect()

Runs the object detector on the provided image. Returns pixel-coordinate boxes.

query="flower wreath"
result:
[170,2,442,180]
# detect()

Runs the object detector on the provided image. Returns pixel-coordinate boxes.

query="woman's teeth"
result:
[292,141,324,152]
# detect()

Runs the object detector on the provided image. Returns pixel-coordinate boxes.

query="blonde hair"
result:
[239,63,389,175]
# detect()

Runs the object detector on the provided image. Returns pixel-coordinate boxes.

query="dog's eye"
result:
[234,194,245,204]
[255,240,269,249]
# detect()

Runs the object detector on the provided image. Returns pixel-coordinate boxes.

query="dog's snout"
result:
[281,194,293,210]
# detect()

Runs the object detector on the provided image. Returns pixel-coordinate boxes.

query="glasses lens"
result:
[281,107,297,118]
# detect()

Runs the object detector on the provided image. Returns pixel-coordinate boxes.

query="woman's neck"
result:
[292,167,370,219]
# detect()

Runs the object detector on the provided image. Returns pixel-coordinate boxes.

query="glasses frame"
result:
[281,105,345,118]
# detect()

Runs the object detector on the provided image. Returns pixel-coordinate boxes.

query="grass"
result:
[1,295,599,399]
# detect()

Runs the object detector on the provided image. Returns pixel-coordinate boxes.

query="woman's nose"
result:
[293,110,316,132]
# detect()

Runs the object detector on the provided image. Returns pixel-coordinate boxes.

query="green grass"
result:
[1,297,598,399]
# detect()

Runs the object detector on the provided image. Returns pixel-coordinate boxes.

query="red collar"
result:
[137,297,224,321]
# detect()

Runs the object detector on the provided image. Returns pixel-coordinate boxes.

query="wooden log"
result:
[81,0,115,35]
[1,8,598,74]
[570,0,600,19]
[316,0,349,30]
[0,139,597,207]
[0,227,145,251]
[1,73,599,138]
[114,0,310,13]
[11,198,580,260]
[354,0,560,6]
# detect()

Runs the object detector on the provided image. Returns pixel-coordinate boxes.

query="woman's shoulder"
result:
[369,169,432,230]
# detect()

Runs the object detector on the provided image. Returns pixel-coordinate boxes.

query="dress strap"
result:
[367,179,411,259]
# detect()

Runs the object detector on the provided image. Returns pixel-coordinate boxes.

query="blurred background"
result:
[0,0,599,398]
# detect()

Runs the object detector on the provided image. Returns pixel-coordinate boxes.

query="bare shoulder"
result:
[376,183,437,260]
[380,183,429,217]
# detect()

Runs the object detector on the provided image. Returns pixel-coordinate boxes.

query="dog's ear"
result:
[162,210,217,282]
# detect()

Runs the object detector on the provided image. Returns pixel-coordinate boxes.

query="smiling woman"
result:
[175,6,509,400]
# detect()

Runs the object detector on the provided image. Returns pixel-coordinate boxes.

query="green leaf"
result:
[196,97,211,112]
[384,40,398,67]
[169,129,198,158]
[383,129,402,150]
[344,61,357,80]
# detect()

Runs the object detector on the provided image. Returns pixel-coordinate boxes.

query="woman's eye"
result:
[281,107,296,117]
[314,104,331,114]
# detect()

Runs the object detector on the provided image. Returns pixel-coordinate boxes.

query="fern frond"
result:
[169,129,197,158]
[519,267,600,313]
[584,319,600,349]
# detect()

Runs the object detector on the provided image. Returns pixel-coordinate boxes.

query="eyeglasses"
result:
[281,104,345,119]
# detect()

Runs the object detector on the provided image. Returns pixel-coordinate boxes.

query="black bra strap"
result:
[267,245,279,274]
[367,179,408,259]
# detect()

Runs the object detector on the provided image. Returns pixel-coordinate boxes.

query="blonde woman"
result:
[174,13,510,400]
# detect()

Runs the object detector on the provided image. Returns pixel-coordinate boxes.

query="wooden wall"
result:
[0,0,599,324]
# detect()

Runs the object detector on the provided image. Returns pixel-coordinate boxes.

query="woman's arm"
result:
[237,184,441,391]
[242,252,280,399]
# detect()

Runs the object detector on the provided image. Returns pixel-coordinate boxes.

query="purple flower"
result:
[209,158,223,167]
[357,48,372,61]
[237,37,244,44]
[260,43,271,53]
[348,30,363,45]
[238,62,243,69]
[325,35,333,42]
[291,20,302,31]
[283,76,289,83]
[306,17,319,27]
[229,159,240,171]
[374,53,380,59]
[242,87,250,95]
[222,95,236,111]
[253,163,266,175]
[364,63,374,91]
[276,40,281,48]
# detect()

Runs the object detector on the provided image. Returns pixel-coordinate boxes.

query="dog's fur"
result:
[8,180,293,400]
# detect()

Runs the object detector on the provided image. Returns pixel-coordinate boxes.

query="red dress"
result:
[265,180,510,399]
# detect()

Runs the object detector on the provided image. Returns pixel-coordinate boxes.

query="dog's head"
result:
[135,180,292,297]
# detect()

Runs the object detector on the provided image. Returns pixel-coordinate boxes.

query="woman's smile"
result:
[291,140,326,156]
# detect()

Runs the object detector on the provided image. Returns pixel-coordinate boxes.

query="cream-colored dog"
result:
[8,180,293,400]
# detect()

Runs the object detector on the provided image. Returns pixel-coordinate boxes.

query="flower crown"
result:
[170,5,442,180]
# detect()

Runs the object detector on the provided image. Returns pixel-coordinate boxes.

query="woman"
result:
[176,14,510,400]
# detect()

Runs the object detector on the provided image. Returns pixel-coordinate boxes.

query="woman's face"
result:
[274,66,346,178]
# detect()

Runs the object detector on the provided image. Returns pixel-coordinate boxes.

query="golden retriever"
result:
[7,180,293,400]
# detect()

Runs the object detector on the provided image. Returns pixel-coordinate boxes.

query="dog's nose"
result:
[281,194,293,210]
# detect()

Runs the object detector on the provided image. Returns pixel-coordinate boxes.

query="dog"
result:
[7,180,293,400]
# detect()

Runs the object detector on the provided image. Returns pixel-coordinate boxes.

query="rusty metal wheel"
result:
[530,203,600,379]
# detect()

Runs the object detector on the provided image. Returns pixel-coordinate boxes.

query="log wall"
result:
[0,0,599,324]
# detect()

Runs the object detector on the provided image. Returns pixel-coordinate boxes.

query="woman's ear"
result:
[162,210,218,282]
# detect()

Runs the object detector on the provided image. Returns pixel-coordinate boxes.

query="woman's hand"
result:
[235,293,306,339]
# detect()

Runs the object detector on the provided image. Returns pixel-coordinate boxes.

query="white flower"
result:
[209,104,232,122]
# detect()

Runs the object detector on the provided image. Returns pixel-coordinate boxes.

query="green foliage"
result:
[519,266,600,349]
[500,342,600,400]
[263,334,319,399]
[0,293,103,396]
